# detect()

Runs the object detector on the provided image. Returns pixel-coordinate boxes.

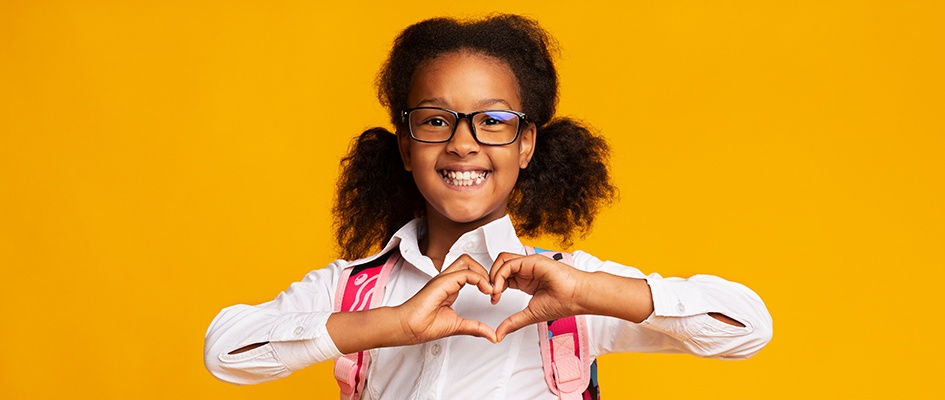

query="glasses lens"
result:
[473,111,519,144]
[408,109,457,142]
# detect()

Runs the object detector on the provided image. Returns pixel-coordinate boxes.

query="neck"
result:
[419,212,504,271]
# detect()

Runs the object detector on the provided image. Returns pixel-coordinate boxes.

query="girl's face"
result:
[398,51,536,228]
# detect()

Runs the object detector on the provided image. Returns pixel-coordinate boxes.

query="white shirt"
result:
[204,216,772,399]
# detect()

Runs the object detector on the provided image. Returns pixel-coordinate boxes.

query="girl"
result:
[205,14,772,399]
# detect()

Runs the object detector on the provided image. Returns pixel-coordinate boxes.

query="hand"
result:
[394,254,497,344]
[489,252,590,341]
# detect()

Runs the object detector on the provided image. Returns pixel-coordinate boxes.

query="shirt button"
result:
[676,302,686,314]
[431,343,442,356]
[463,241,476,251]
[294,326,304,336]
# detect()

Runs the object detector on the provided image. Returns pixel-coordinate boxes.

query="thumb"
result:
[495,310,539,342]
[454,318,498,343]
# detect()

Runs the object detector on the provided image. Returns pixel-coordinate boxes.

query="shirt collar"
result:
[367,215,524,277]
[467,214,525,262]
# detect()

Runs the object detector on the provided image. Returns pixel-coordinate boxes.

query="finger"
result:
[490,253,522,304]
[489,252,524,282]
[442,254,490,280]
[467,269,495,296]
[437,269,494,297]
[419,272,487,309]
[454,318,498,343]
[495,309,540,342]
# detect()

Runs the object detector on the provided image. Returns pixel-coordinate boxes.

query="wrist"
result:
[576,272,654,323]
[328,306,408,354]
[372,306,415,347]
[573,271,602,316]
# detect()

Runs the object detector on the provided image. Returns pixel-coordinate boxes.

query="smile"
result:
[439,170,490,187]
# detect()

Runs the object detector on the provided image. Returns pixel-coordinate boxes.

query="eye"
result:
[482,117,503,126]
[426,117,449,127]
[478,111,516,128]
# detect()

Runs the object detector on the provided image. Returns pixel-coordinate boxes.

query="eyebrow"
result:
[415,98,514,110]
[478,98,513,109]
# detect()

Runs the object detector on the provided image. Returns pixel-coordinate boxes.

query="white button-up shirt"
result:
[205,216,772,399]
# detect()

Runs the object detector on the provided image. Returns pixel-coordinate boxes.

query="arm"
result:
[203,261,346,385]
[489,251,772,358]
[578,269,746,326]
[327,254,497,354]
[204,255,496,385]
[581,251,772,359]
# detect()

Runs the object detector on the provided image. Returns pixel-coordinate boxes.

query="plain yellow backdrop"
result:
[2,1,943,398]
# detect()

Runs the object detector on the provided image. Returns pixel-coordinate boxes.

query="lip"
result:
[436,163,490,172]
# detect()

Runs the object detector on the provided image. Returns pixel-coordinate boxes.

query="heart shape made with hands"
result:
[398,253,585,344]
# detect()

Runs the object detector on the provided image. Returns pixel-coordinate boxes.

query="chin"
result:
[458,210,508,225]
[445,211,489,224]
[431,204,504,226]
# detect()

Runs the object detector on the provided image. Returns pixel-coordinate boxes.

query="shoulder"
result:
[299,257,346,278]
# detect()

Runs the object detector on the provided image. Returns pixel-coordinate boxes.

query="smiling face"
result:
[398,51,536,230]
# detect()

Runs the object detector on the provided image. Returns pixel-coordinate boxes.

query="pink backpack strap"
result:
[525,246,599,400]
[332,250,400,400]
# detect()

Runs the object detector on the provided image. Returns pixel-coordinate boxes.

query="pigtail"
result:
[333,128,424,260]
[512,117,617,247]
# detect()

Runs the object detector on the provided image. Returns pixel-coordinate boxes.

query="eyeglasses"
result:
[402,107,527,146]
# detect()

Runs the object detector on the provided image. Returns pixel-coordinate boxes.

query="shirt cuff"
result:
[268,312,343,371]
[646,277,709,317]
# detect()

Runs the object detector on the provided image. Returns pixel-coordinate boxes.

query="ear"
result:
[396,129,413,171]
[518,123,536,169]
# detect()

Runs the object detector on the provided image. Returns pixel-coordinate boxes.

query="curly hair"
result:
[333,14,617,260]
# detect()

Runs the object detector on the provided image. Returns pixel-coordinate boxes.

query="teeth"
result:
[440,170,488,186]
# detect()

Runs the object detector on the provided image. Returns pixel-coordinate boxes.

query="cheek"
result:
[499,148,525,170]
[493,150,525,186]
[405,142,435,168]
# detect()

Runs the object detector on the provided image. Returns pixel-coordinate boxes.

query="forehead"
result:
[407,51,522,109]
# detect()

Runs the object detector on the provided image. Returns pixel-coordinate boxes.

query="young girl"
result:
[205,14,772,399]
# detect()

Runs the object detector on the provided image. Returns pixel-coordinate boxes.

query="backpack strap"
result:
[333,250,400,400]
[526,246,600,400]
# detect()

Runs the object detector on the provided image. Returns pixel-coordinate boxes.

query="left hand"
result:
[489,252,591,341]
[395,254,497,344]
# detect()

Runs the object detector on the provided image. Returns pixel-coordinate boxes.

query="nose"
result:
[446,117,480,157]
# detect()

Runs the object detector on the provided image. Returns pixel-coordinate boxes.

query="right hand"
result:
[394,254,497,344]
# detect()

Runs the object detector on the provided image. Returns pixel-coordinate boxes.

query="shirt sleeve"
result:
[203,260,348,384]
[572,251,773,360]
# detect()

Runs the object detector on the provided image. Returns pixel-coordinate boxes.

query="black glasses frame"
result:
[401,107,528,146]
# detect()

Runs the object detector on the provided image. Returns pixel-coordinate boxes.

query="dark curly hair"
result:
[333,14,617,260]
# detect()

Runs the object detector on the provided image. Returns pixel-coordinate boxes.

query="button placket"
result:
[417,341,444,399]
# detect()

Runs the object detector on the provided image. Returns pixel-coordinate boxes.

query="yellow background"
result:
[2,1,943,398]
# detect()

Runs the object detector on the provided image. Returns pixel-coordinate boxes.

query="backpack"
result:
[332,247,600,400]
